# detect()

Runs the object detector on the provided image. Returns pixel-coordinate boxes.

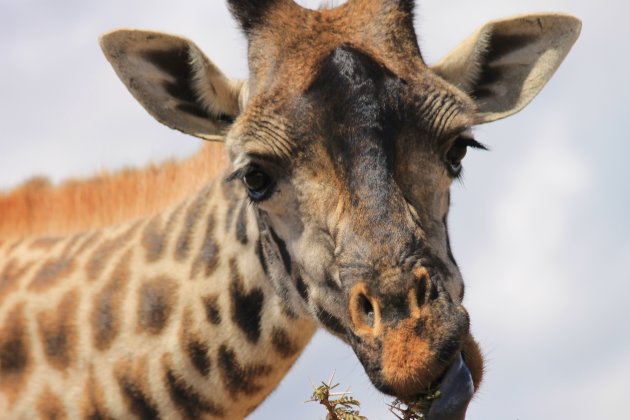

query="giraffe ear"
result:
[100,29,249,141]
[431,14,581,124]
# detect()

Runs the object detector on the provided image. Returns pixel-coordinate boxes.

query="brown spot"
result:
[202,294,221,325]
[217,344,272,398]
[137,276,178,335]
[30,236,63,250]
[142,216,164,262]
[162,353,224,417]
[59,232,86,256]
[0,304,32,403]
[141,205,183,263]
[190,213,220,279]
[229,259,264,343]
[91,250,132,351]
[255,238,269,276]
[37,289,79,371]
[187,339,211,378]
[28,256,75,292]
[295,275,309,302]
[37,386,67,420]
[180,310,211,377]
[73,231,103,257]
[0,258,32,306]
[175,187,211,262]
[235,199,249,245]
[271,327,299,358]
[114,355,160,419]
[86,222,140,282]
[222,182,239,233]
[81,371,113,420]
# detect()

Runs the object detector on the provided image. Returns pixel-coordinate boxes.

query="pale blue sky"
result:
[1,1,628,419]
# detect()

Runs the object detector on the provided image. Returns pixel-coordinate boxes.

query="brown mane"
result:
[0,142,227,239]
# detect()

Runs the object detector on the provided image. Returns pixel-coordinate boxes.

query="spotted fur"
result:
[36,289,79,370]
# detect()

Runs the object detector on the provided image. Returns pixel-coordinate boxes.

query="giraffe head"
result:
[101,0,580,415]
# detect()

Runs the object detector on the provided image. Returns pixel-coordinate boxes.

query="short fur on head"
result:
[227,0,293,33]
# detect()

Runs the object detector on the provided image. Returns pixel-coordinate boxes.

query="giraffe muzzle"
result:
[347,269,474,417]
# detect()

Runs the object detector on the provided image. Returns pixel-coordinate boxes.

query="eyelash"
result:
[227,165,275,203]
[446,136,488,179]
[459,137,488,151]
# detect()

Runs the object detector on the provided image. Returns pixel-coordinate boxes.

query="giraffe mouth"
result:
[425,353,474,420]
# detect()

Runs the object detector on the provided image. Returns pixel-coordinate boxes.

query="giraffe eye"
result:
[242,169,273,201]
[446,138,468,174]
[445,136,487,176]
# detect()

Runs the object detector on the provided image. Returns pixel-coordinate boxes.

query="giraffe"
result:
[0,0,581,418]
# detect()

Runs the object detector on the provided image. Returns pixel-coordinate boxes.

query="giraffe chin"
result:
[426,353,474,420]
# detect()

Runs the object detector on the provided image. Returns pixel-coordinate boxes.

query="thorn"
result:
[327,370,336,387]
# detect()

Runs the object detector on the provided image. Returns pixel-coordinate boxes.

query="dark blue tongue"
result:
[427,354,474,420]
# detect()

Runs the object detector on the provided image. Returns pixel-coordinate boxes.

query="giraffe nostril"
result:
[416,275,428,307]
[412,268,439,309]
[349,283,380,335]
[359,294,375,328]
[429,280,439,302]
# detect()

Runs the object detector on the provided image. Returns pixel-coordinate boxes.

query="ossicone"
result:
[227,0,298,33]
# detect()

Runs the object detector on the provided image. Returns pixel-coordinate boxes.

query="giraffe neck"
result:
[0,176,317,419]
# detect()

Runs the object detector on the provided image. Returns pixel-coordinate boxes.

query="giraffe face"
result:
[223,1,484,407]
[226,39,481,403]
[101,0,581,415]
